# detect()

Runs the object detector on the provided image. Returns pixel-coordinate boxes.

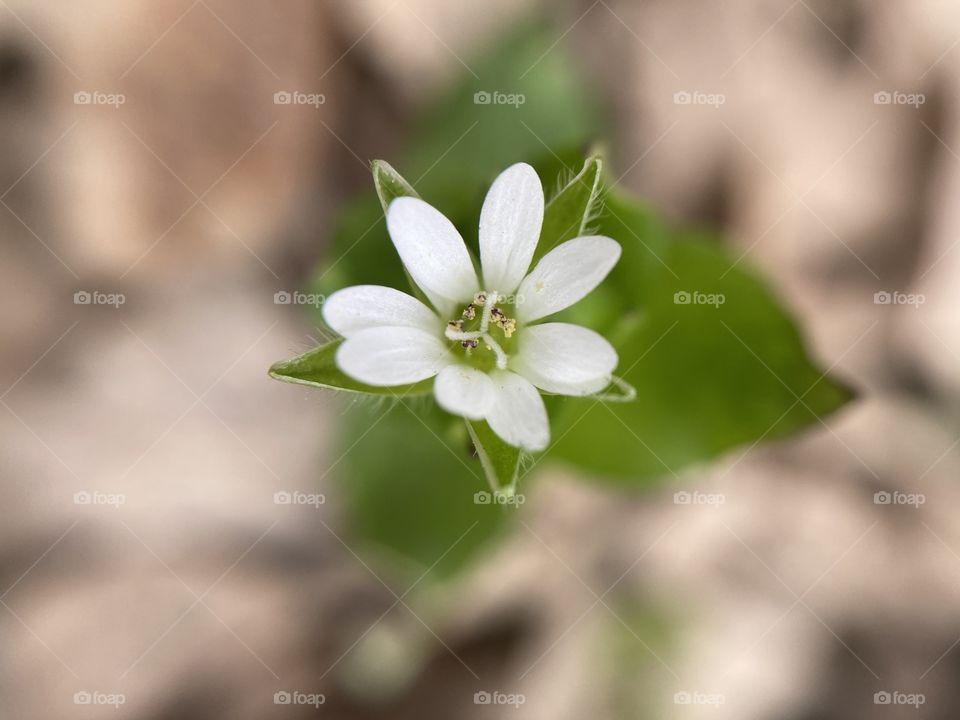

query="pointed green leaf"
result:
[372,159,420,212]
[269,339,432,396]
[466,420,521,495]
[536,154,603,261]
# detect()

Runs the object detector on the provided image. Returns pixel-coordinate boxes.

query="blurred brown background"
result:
[2,0,960,718]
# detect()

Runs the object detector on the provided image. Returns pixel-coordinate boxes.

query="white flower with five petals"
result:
[323,163,622,452]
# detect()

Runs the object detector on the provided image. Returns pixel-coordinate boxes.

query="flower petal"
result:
[433,365,496,420]
[386,197,479,314]
[323,285,440,338]
[516,236,621,322]
[336,326,452,386]
[511,323,618,395]
[484,371,549,452]
[479,163,544,295]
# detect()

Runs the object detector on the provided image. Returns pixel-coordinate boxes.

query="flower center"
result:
[444,290,517,371]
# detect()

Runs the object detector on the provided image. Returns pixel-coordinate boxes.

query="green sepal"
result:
[372,159,420,211]
[466,420,522,496]
[535,154,603,262]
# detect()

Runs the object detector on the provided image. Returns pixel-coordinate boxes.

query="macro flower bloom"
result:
[323,163,622,452]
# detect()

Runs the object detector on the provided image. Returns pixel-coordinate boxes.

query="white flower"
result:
[323,163,622,452]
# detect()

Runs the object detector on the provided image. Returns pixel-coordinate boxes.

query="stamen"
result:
[488,305,516,338]
[445,290,514,366]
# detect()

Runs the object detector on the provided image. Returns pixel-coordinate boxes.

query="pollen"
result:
[490,307,516,337]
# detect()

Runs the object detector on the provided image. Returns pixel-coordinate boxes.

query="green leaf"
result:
[548,193,853,484]
[601,190,672,307]
[340,403,512,579]
[536,154,603,261]
[466,420,521,495]
[269,339,432,396]
[546,189,670,335]
[372,159,420,211]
